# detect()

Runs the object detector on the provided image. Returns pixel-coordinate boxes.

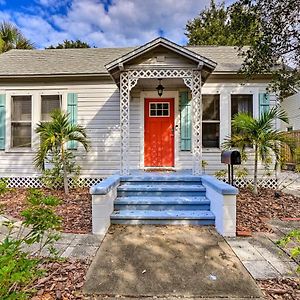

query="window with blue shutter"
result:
[67,93,78,150]
[0,94,5,150]
[180,91,191,151]
[259,93,270,116]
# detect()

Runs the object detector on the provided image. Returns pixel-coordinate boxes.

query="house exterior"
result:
[0,37,278,188]
[281,91,300,131]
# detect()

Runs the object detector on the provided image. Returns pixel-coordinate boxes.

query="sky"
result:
[0,0,226,49]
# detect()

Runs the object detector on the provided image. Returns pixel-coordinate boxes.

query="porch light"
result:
[156,78,165,97]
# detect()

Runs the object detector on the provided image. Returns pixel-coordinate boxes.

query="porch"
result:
[105,37,217,175]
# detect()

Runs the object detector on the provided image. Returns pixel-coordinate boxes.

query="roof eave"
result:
[0,73,110,79]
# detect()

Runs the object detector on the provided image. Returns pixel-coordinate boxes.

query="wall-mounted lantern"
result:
[156,78,165,97]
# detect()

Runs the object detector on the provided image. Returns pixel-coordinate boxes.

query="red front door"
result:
[144,98,174,167]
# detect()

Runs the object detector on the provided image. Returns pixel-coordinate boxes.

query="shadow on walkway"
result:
[84,225,262,299]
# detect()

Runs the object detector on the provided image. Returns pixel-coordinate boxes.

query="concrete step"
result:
[111,210,215,225]
[120,175,202,185]
[114,196,210,210]
[117,184,206,197]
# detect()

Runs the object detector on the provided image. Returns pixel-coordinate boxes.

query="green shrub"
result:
[0,189,62,299]
[214,169,227,180]
[0,178,9,195]
[40,150,80,190]
[277,229,300,273]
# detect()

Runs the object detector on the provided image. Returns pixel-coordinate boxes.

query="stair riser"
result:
[111,219,215,225]
[115,204,210,211]
[117,191,206,197]
[120,181,202,186]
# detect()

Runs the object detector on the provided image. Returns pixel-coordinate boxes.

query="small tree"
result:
[34,110,89,194]
[223,106,294,194]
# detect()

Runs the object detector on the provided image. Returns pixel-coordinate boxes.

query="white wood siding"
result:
[0,79,275,179]
[0,80,120,177]
[281,92,300,130]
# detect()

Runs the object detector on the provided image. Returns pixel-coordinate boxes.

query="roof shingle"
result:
[0,45,245,77]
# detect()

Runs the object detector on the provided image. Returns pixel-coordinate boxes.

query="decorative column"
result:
[191,70,202,175]
[120,72,130,175]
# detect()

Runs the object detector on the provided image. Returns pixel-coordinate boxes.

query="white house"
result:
[0,37,284,236]
[0,37,278,186]
[281,91,300,131]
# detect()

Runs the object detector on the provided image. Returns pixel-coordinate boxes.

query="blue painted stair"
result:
[110,175,215,225]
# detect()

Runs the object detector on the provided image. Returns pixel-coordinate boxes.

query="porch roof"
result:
[105,37,217,85]
[105,37,217,72]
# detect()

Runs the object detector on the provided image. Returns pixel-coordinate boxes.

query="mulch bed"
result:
[32,259,90,300]
[237,188,300,233]
[258,278,300,300]
[1,186,299,235]
[0,188,92,234]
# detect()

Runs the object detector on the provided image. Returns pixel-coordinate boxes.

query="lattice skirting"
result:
[2,177,103,188]
[231,178,278,189]
[1,176,278,189]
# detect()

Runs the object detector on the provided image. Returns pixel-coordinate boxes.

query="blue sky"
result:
[0,0,225,48]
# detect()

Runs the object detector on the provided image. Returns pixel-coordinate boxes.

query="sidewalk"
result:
[226,220,299,280]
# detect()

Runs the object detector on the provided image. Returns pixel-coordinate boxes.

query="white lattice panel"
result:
[128,69,193,80]
[191,71,202,175]
[229,178,278,189]
[3,177,103,188]
[119,68,202,175]
[120,72,130,175]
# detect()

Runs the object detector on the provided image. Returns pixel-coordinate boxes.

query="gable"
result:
[126,46,197,69]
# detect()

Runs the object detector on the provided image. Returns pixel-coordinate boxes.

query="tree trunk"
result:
[253,144,258,194]
[61,145,69,195]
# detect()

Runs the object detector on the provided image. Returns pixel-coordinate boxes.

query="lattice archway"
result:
[120,68,202,175]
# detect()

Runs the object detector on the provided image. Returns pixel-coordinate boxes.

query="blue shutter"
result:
[259,93,270,116]
[180,91,191,151]
[0,94,5,150]
[67,93,78,150]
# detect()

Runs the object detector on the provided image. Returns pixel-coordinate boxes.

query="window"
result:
[41,95,61,121]
[202,94,220,148]
[149,102,169,117]
[11,96,32,148]
[287,126,293,132]
[231,94,253,118]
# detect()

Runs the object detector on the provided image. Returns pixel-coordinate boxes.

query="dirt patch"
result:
[237,188,300,233]
[32,259,90,300]
[0,188,92,234]
[257,278,300,300]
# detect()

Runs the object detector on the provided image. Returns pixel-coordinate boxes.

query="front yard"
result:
[0,186,299,299]
[1,186,299,235]
[0,187,92,234]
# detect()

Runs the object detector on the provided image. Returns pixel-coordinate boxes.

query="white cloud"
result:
[3,0,214,48]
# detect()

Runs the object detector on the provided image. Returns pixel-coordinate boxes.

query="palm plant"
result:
[223,106,294,194]
[34,110,89,194]
[0,21,34,53]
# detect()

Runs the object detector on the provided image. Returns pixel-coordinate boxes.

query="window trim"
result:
[230,93,254,119]
[41,94,62,122]
[5,91,66,152]
[149,101,170,117]
[202,94,220,148]
[10,94,33,150]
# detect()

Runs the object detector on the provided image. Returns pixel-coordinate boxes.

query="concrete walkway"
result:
[227,220,299,280]
[84,225,262,299]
